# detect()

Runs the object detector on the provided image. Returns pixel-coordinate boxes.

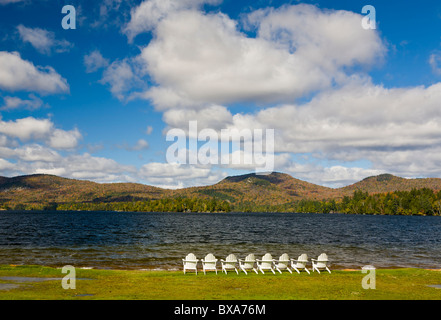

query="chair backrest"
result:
[318,253,328,261]
[242,254,256,268]
[226,254,237,262]
[223,254,237,268]
[262,253,272,261]
[204,253,216,263]
[296,253,308,268]
[245,254,255,262]
[260,253,273,268]
[278,253,290,268]
[298,253,308,262]
[184,253,198,268]
[316,253,329,268]
[279,253,290,262]
[185,253,197,261]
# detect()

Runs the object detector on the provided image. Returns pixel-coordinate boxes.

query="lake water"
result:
[0,211,440,270]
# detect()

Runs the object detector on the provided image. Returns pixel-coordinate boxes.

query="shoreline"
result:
[3,264,441,272]
[2,209,441,217]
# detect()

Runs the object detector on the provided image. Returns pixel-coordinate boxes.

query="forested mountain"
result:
[342,173,441,194]
[1,172,441,215]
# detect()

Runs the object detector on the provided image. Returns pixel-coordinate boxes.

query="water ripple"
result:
[0,211,440,270]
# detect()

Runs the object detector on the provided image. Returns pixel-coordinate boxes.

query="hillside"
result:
[0,174,166,208]
[176,172,340,207]
[1,172,441,212]
[341,173,441,194]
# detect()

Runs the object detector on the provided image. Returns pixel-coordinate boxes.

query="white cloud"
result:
[162,105,233,133]
[246,4,385,69]
[140,162,208,178]
[0,0,24,5]
[1,94,46,111]
[33,167,67,176]
[139,162,225,188]
[61,153,136,182]
[84,50,109,73]
[90,0,126,29]
[131,3,385,110]
[0,116,82,149]
[123,0,221,42]
[48,128,82,149]
[0,51,69,94]
[14,144,62,162]
[13,153,137,183]
[0,117,54,141]
[0,158,15,171]
[99,0,122,18]
[120,138,149,151]
[281,161,385,188]
[100,58,144,100]
[17,25,73,55]
[429,51,441,75]
[0,140,61,164]
[214,78,441,183]
[226,79,441,150]
[132,139,149,150]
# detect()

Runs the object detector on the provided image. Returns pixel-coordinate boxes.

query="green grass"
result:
[0,265,440,300]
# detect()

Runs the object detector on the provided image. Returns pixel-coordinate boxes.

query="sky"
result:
[1,0,441,189]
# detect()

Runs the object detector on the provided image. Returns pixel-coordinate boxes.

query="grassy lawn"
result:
[0,265,440,300]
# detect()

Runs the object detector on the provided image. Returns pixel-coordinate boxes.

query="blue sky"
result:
[1,0,441,188]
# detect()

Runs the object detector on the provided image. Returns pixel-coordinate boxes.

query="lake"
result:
[0,211,440,270]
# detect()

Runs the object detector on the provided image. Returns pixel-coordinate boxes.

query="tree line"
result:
[2,188,441,216]
[57,196,231,213]
[234,188,441,216]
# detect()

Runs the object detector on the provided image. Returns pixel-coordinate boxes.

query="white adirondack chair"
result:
[239,254,258,275]
[311,253,331,274]
[274,253,292,274]
[221,254,239,274]
[182,253,199,275]
[256,253,276,274]
[290,253,310,274]
[201,253,218,275]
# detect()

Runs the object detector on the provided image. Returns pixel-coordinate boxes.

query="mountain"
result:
[179,172,339,206]
[0,174,165,206]
[1,172,441,211]
[341,173,441,194]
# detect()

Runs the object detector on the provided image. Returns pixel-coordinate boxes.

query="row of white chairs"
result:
[182,253,331,275]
